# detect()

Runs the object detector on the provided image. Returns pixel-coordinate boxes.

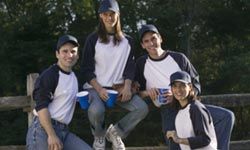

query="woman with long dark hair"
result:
[80,0,148,149]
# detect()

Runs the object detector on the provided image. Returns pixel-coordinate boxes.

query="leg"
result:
[160,106,181,150]
[87,89,106,149]
[63,132,92,150]
[26,117,49,150]
[105,95,148,150]
[115,94,149,138]
[88,89,106,137]
[206,105,235,150]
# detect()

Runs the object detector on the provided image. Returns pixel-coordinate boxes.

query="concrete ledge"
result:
[1,140,250,150]
[0,146,25,150]
[123,146,168,150]
[230,140,250,150]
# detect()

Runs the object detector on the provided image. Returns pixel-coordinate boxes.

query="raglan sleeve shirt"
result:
[135,55,147,91]
[122,35,136,81]
[188,102,212,149]
[80,32,98,83]
[33,65,58,111]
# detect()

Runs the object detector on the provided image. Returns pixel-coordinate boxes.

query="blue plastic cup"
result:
[106,89,118,108]
[158,88,171,104]
[76,91,89,110]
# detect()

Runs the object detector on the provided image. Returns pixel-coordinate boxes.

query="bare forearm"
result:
[37,108,56,137]
[90,78,103,93]
[175,137,189,145]
[37,108,63,149]
[90,78,109,100]
[124,79,132,90]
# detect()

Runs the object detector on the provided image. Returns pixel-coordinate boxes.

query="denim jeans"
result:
[206,105,235,150]
[26,117,92,150]
[161,105,235,150]
[87,89,148,138]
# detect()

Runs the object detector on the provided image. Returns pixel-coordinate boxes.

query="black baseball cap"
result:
[98,0,119,14]
[138,24,160,41]
[170,71,191,85]
[56,34,79,51]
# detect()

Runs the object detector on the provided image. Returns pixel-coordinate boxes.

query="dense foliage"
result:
[0,0,249,146]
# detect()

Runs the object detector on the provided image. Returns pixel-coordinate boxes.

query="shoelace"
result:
[115,136,122,146]
[95,137,105,144]
[111,131,123,146]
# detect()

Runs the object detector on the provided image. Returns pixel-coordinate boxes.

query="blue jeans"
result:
[161,105,235,150]
[87,89,148,138]
[26,117,92,150]
[206,105,235,150]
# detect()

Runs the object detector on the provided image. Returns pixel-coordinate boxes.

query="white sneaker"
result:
[106,124,125,150]
[93,136,106,150]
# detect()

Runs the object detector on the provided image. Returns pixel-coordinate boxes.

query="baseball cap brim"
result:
[56,35,79,50]
[139,24,159,41]
[170,79,190,85]
[169,71,192,86]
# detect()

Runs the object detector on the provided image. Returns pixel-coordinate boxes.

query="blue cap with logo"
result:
[98,0,120,14]
[56,34,79,51]
[138,24,160,41]
[170,71,191,85]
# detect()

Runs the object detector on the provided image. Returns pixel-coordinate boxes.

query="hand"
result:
[166,130,179,143]
[147,88,158,102]
[97,87,109,101]
[119,85,132,102]
[48,134,63,150]
[161,90,173,104]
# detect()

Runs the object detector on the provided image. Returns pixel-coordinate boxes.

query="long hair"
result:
[171,84,201,109]
[97,14,123,45]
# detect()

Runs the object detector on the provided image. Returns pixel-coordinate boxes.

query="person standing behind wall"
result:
[80,0,148,150]
[135,24,235,150]
[26,35,92,150]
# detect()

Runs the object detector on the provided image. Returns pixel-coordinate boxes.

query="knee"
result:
[88,103,105,117]
[136,101,149,119]
[226,109,235,125]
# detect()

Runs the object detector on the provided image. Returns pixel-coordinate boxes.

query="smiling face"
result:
[171,81,192,106]
[99,10,119,32]
[140,32,163,56]
[56,42,79,72]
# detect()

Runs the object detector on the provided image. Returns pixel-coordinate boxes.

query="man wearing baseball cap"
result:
[135,24,234,150]
[26,35,92,150]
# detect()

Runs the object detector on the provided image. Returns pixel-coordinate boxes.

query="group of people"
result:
[26,0,235,150]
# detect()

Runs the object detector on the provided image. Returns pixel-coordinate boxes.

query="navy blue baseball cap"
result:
[139,24,160,41]
[98,0,120,14]
[56,34,79,50]
[170,71,191,85]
